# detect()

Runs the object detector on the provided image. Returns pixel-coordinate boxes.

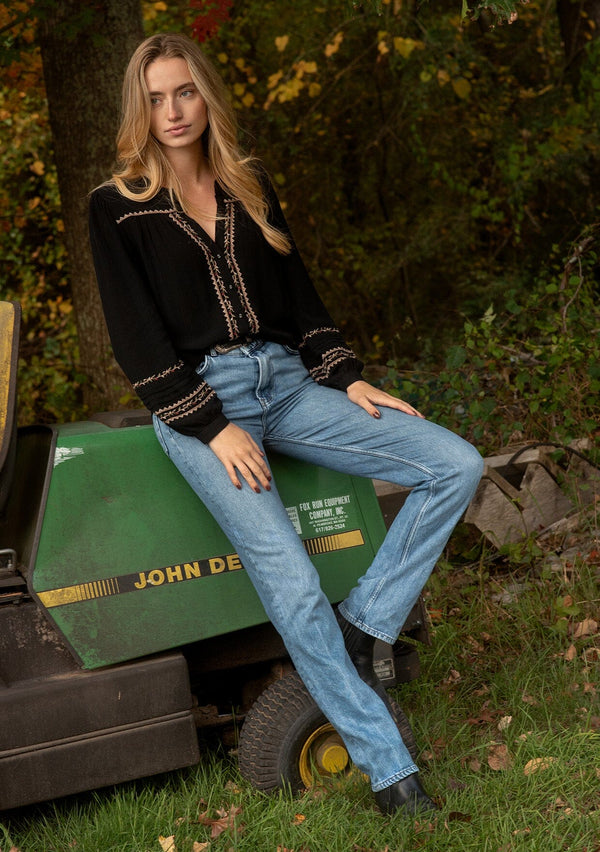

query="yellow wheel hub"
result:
[298,723,350,787]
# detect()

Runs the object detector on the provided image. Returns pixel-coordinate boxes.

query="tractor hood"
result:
[31,420,387,669]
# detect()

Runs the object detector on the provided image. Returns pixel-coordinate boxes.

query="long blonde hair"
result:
[113,33,291,254]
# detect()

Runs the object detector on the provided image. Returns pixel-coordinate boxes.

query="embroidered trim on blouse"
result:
[155,381,216,424]
[299,327,342,348]
[132,360,185,390]
[170,211,240,340]
[116,208,173,225]
[308,346,357,383]
[224,199,260,335]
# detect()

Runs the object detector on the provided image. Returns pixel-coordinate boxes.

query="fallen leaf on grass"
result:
[192,844,210,852]
[293,813,306,825]
[424,736,448,759]
[466,635,485,653]
[572,619,598,639]
[565,643,578,661]
[413,816,438,835]
[444,668,462,685]
[197,806,244,839]
[158,837,176,852]
[468,704,499,726]
[460,753,482,772]
[523,757,557,775]
[487,743,512,771]
[497,715,513,731]
[550,797,575,817]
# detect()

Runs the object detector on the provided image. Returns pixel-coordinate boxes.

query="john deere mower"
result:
[0,300,427,811]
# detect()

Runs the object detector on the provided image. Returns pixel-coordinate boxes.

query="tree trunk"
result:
[37,0,144,412]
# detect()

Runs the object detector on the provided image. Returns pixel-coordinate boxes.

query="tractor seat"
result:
[0,302,20,515]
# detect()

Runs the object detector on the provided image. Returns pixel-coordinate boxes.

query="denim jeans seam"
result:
[337,601,397,643]
[394,479,436,576]
[371,763,420,792]
[360,577,386,624]
[347,484,436,642]
[267,433,437,478]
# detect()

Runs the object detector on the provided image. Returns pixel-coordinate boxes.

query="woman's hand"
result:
[346,380,424,419]
[209,423,272,492]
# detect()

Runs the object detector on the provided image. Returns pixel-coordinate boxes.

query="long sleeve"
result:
[88,186,229,442]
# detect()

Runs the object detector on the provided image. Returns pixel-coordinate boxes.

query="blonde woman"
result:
[89,32,483,817]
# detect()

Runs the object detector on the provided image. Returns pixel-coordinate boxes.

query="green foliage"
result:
[184,0,600,367]
[385,227,600,452]
[0,16,84,424]
[2,0,600,439]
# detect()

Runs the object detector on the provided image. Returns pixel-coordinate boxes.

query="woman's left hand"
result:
[346,380,424,419]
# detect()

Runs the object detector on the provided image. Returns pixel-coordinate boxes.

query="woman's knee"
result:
[451,440,484,493]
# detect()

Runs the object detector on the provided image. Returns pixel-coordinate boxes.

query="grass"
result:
[1,526,599,852]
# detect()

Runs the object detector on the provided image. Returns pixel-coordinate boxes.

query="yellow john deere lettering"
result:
[36,530,365,610]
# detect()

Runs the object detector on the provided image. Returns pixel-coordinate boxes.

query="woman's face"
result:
[145,56,208,154]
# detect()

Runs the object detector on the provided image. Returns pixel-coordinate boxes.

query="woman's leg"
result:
[260,344,484,644]
[152,347,419,793]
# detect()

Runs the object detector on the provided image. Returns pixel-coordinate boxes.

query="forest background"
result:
[1,0,599,457]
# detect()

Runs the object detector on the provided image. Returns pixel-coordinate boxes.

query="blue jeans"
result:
[153,341,483,791]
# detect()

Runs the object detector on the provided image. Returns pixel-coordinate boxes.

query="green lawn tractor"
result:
[0,300,428,812]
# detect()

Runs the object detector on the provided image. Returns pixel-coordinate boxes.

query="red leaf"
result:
[190,0,233,42]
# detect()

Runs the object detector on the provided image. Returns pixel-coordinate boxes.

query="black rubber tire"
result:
[238,670,418,792]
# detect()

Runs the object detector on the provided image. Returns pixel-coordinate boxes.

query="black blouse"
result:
[88,175,363,442]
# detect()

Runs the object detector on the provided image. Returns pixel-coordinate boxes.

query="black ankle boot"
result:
[335,609,395,714]
[374,772,437,816]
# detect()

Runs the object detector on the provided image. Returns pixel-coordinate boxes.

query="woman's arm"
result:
[88,186,229,443]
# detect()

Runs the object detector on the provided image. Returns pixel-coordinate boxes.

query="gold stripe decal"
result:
[303,529,364,556]
[38,576,121,608]
[36,530,365,610]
